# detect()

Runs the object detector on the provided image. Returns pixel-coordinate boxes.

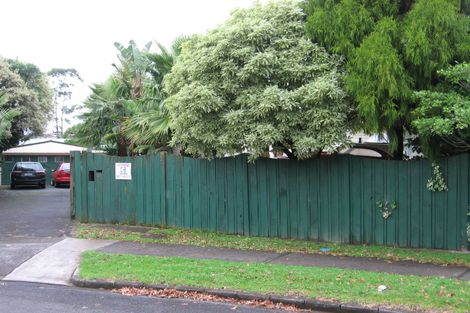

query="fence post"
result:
[70,151,77,219]
[81,151,89,222]
[160,152,168,225]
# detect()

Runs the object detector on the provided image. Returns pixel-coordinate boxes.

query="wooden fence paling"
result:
[71,151,470,250]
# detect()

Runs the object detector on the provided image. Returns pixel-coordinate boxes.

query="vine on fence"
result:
[377,200,397,219]
[467,211,470,243]
[426,162,448,192]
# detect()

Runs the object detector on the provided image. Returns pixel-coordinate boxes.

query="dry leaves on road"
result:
[116,287,308,312]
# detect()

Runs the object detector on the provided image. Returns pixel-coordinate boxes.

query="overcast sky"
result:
[0,0,262,132]
[1,0,260,86]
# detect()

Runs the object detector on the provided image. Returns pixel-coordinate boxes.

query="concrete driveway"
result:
[0,186,71,278]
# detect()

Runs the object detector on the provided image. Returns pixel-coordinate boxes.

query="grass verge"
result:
[79,251,470,313]
[75,223,470,267]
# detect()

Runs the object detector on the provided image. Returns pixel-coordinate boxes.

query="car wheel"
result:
[10,184,15,189]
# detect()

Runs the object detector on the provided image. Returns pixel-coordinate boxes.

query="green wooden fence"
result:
[71,151,470,250]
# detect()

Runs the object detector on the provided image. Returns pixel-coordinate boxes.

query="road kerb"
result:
[70,268,411,313]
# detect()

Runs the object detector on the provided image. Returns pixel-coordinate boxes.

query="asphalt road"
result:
[0,186,71,238]
[0,187,311,312]
[0,186,70,278]
[0,282,289,313]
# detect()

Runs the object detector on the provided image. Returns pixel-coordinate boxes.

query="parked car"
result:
[10,162,46,189]
[52,162,70,187]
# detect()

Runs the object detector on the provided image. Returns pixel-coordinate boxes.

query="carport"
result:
[1,139,86,186]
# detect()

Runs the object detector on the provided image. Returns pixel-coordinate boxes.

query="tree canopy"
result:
[412,63,470,157]
[0,95,19,146]
[165,0,351,160]
[122,38,187,154]
[7,59,52,115]
[0,58,52,149]
[48,68,82,137]
[305,0,470,158]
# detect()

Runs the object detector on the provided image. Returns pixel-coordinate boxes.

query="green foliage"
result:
[69,40,181,155]
[165,1,351,160]
[346,18,411,151]
[412,63,470,157]
[467,210,470,243]
[305,0,470,158]
[376,199,397,219]
[402,0,470,88]
[426,162,448,192]
[48,68,82,137]
[66,78,135,155]
[460,0,470,14]
[0,95,20,145]
[467,222,470,243]
[123,38,187,154]
[360,0,399,19]
[305,0,375,58]
[0,58,51,149]
[68,41,153,154]
[7,59,53,118]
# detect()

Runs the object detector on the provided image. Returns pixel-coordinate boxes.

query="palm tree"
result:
[68,38,188,155]
[68,78,137,155]
[123,37,188,154]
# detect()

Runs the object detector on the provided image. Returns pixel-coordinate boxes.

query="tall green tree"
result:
[7,59,52,118]
[64,79,133,154]
[165,1,351,160]
[123,37,188,154]
[0,58,51,148]
[0,95,20,148]
[412,63,470,157]
[305,0,470,158]
[48,68,82,137]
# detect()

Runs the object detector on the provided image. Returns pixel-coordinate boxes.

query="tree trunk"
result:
[399,0,414,15]
[283,148,297,160]
[117,136,128,156]
[391,126,404,160]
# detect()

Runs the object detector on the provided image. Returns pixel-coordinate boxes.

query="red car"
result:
[52,163,70,187]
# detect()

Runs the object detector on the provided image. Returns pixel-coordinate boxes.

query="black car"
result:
[10,162,46,189]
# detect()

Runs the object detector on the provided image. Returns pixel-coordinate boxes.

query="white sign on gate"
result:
[115,163,132,180]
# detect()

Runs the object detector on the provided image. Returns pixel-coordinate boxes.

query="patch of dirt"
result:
[116,287,308,312]
[91,224,156,234]
[141,233,167,239]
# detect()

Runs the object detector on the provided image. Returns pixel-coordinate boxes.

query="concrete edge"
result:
[70,269,411,313]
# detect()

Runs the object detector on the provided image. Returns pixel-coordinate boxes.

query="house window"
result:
[38,156,48,163]
[21,156,31,162]
[54,156,64,163]
[3,156,13,162]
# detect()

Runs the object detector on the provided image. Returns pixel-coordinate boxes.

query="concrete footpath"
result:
[98,241,470,281]
[3,237,469,285]
[3,238,114,285]
[3,237,469,313]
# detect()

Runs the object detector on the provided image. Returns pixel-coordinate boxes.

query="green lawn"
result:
[75,223,470,267]
[79,251,470,313]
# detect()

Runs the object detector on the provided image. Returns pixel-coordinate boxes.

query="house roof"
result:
[2,139,86,156]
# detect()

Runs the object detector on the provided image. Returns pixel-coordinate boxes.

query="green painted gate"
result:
[71,152,470,250]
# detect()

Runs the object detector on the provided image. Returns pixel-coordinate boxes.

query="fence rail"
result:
[71,152,470,250]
